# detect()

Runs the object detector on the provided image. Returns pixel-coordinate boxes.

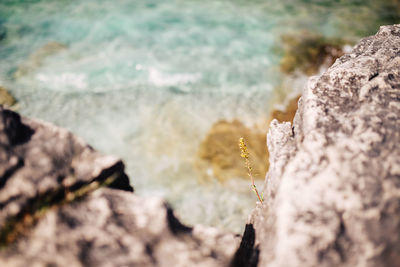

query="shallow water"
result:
[0,0,398,233]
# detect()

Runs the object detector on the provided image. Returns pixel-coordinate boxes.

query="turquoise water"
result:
[0,0,398,232]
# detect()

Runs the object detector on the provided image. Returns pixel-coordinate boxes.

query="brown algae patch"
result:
[195,94,301,183]
[279,32,349,76]
[0,87,16,108]
[196,120,268,182]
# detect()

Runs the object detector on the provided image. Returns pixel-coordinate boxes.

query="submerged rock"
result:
[279,32,349,76]
[0,107,239,266]
[14,41,67,78]
[0,87,16,108]
[249,25,400,266]
[196,96,300,183]
[196,120,268,182]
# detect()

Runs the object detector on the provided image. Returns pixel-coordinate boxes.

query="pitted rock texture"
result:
[250,24,400,267]
[0,188,240,267]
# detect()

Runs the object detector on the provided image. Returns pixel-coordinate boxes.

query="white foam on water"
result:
[35,72,88,90]
[148,67,201,88]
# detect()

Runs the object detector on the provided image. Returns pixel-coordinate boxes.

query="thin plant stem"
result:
[239,137,264,203]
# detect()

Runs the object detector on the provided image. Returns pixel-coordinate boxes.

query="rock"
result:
[0,87,16,108]
[0,107,240,266]
[270,32,346,138]
[0,188,240,267]
[0,107,132,244]
[14,41,67,78]
[196,120,268,182]
[249,25,400,267]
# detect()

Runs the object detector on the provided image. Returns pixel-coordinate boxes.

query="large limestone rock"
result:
[0,107,240,266]
[249,25,400,267]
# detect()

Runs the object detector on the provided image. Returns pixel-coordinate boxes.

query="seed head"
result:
[238,137,249,159]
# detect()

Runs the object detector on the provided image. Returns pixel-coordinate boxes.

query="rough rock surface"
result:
[0,188,240,267]
[0,107,240,266]
[250,25,400,267]
[0,107,132,243]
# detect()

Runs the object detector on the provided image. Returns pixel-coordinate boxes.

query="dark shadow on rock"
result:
[107,167,133,192]
[1,109,34,146]
[0,157,23,190]
[68,160,134,193]
[230,224,259,267]
[77,239,94,266]
[165,204,192,235]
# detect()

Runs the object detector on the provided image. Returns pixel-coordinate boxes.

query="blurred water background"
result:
[0,0,399,233]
